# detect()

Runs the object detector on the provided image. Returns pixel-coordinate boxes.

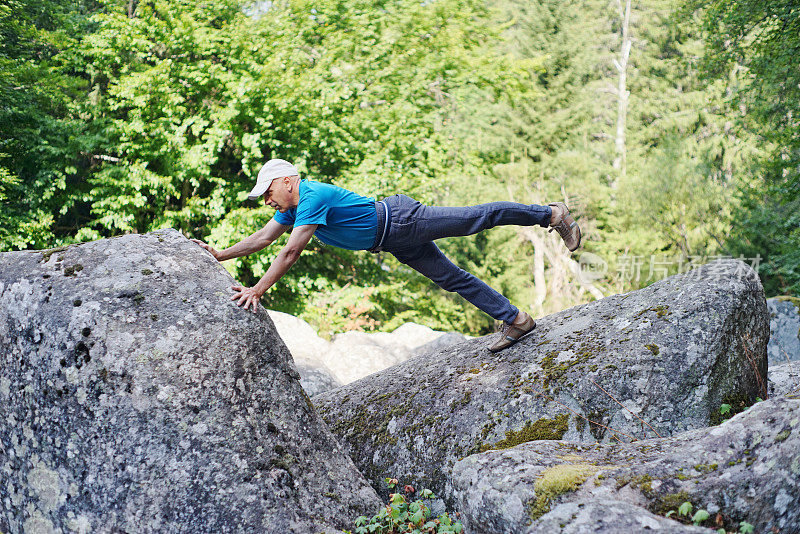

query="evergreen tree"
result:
[689,0,800,295]
[2,0,773,335]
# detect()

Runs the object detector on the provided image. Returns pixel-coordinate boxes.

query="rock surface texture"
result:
[267,310,467,392]
[768,296,800,363]
[452,397,800,534]
[531,500,707,534]
[769,361,800,398]
[315,260,769,508]
[0,230,380,534]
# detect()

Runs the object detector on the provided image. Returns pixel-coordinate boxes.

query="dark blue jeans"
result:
[379,194,552,323]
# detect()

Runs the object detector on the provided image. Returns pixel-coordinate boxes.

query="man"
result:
[191,159,581,352]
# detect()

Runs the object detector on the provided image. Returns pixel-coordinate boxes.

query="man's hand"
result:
[230,285,263,313]
[190,238,221,260]
[227,224,317,314]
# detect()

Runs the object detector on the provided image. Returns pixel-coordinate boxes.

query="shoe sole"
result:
[569,226,582,252]
[548,202,581,252]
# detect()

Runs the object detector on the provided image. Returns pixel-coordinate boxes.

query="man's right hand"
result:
[190,239,221,261]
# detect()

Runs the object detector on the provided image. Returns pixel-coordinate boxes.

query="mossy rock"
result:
[527,463,598,521]
[480,414,569,453]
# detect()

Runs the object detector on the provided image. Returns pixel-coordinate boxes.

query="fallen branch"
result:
[741,333,768,399]
[586,377,662,438]
[530,385,637,442]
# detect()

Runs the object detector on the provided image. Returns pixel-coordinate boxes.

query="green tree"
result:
[689,0,800,294]
[3,0,767,336]
[68,0,537,334]
[0,0,98,250]
[451,0,762,319]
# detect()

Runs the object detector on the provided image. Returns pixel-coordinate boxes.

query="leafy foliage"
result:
[56,0,534,334]
[352,478,463,534]
[691,508,710,525]
[739,521,755,534]
[2,0,788,337]
[0,0,98,250]
[678,501,693,517]
[688,0,800,295]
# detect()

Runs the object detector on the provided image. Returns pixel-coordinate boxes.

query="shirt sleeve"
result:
[293,190,328,226]
[272,209,295,226]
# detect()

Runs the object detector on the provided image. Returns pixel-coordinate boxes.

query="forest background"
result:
[2,0,798,337]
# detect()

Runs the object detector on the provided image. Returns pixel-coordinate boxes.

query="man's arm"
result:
[190,218,291,261]
[231,224,318,313]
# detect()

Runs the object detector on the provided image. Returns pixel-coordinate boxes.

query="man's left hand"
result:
[230,285,263,313]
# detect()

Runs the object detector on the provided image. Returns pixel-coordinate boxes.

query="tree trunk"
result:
[612,0,632,189]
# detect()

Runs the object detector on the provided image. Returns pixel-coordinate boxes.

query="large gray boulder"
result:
[294,362,342,397]
[413,332,469,357]
[325,324,466,384]
[0,229,380,534]
[315,260,768,508]
[452,397,800,534]
[767,296,800,363]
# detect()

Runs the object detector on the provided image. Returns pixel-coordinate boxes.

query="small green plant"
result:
[663,498,752,531]
[691,509,710,525]
[719,403,731,416]
[353,478,463,534]
[678,501,693,517]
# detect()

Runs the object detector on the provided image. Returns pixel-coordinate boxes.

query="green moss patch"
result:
[527,463,598,521]
[633,304,672,320]
[39,245,70,263]
[480,414,569,453]
[652,491,690,516]
[540,349,595,386]
[615,473,654,495]
[693,463,718,473]
[63,264,83,277]
[449,391,472,411]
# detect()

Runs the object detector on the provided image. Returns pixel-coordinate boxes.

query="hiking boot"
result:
[488,311,536,353]
[548,202,581,252]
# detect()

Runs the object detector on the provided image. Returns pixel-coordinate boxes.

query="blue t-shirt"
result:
[273,180,378,250]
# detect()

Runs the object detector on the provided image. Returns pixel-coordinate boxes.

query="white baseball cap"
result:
[247,159,300,200]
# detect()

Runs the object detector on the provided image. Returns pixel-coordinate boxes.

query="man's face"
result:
[262,177,293,212]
